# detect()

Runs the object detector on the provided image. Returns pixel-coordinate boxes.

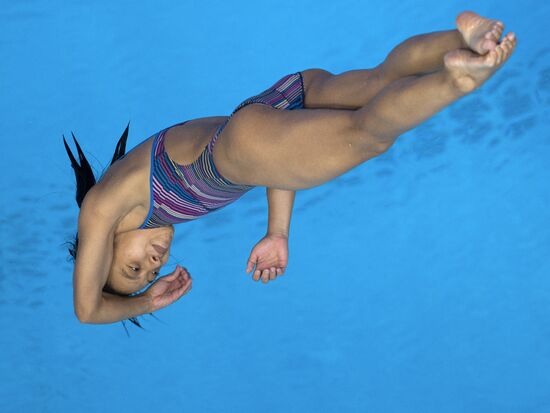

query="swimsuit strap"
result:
[152,129,167,158]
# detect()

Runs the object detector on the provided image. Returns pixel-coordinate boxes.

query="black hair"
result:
[63,122,155,334]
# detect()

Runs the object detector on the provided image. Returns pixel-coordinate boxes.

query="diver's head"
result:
[105,226,175,295]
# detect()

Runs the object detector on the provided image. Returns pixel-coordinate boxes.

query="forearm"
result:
[266,187,295,237]
[79,292,152,325]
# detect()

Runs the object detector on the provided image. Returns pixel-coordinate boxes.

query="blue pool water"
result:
[1,1,549,412]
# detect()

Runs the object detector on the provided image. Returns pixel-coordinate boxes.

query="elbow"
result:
[74,304,95,324]
[75,309,92,324]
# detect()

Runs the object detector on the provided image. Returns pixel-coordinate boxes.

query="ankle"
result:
[443,68,477,94]
[453,28,469,50]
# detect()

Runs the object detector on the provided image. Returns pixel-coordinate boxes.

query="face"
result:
[106,225,175,295]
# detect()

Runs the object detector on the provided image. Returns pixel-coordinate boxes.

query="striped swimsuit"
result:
[139,71,305,229]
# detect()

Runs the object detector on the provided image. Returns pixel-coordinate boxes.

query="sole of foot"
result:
[456,10,505,55]
[444,31,517,93]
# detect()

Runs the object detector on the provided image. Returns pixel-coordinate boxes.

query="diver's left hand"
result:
[245,233,288,283]
[145,265,192,311]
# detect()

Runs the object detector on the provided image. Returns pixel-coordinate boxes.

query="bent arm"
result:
[74,186,152,324]
[266,187,295,237]
[82,292,152,325]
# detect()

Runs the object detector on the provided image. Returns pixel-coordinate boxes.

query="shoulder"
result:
[80,172,140,230]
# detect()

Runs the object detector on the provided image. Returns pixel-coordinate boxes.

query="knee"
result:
[351,110,396,154]
[371,63,399,88]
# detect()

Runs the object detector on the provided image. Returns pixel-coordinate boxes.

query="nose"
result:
[150,245,169,266]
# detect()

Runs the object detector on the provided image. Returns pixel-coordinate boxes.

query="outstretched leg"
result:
[379,30,467,79]
[303,11,505,109]
[381,11,505,79]
[354,32,517,145]
[215,32,516,190]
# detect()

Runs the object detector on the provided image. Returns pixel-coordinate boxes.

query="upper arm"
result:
[72,186,126,321]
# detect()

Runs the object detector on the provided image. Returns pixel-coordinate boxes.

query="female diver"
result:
[64,11,517,326]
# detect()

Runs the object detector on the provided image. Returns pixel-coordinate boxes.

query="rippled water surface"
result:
[1,1,549,412]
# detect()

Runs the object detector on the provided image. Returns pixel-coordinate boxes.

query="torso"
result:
[93,115,229,234]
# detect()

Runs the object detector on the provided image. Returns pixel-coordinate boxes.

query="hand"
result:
[144,265,192,312]
[245,233,288,283]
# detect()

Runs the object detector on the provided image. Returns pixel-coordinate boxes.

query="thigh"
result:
[214,103,385,190]
[301,66,392,110]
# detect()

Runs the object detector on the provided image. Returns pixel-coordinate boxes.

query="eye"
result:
[130,266,139,272]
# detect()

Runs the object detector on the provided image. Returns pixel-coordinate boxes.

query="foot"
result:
[456,10,504,55]
[443,32,517,93]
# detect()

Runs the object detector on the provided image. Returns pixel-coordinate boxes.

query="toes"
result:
[482,38,497,52]
[487,48,499,66]
[490,46,501,65]
[503,38,516,60]
[488,25,502,41]
[489,20,504,37]
[497,44,505,64]
[503,35,515,51]
[497,37,515,63]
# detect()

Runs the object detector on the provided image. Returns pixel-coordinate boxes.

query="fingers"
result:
[253,268,271,282]
[251,266,286,283]
[180,266,190,281]
[150,266,192,310]
[167,267,189,286]
[179,266,191,284]
[165,266,192,288]
[166,280,192,304]
[162,265,186,280]
[169,269,192,300]
[178,275,192,295]
[262,268,271,283]
[268,267,276,282]
[246,256,257,274]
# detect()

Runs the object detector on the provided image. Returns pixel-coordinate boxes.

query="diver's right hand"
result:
[144,265,192,312]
